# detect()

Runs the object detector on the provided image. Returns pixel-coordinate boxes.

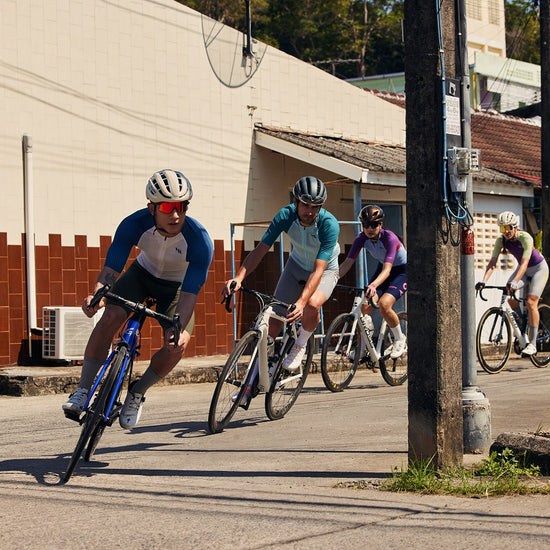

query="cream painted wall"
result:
[0,0,405,247]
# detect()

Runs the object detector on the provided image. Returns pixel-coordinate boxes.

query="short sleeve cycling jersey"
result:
[347,228,406,266]
[492,231,544,268]
[261,204,340,271]
[104,208,213,295]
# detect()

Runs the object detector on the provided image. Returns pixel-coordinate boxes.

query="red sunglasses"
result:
[157,201,188,214]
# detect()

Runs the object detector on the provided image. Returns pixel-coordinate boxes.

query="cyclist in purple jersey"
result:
[339,205,407,359]
[476,211,549,356]
[63,170,213,427]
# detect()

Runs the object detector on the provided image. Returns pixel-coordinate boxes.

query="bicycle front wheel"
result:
[265,335,313,420]
[85,349,128,461]
[63,357,119,482]
[476,307,511,374]
[208,331,258,434]
[379,312,408,386]
[530,303,550,368]
[320,313,360,392]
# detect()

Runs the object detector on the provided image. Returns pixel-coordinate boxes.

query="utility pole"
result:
[404,0,463,468]
[456,1,491,453]
[541,0,550,278]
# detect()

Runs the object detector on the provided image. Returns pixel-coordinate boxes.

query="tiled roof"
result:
[255,125,528,188]
[368,90,541,186]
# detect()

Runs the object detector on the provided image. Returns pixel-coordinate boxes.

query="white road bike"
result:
[208,286,313,433]
[321,285,408,391]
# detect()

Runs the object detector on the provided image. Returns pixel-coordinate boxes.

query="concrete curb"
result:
[0,355,229,397]
[490,432,550,475]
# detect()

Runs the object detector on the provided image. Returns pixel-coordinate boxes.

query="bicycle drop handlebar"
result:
[334,283,380,309]
[476,284,520,302]
[88,284,182,347]
[221,282,296,315]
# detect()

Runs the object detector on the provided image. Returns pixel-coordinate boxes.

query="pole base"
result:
[463,386,491,454]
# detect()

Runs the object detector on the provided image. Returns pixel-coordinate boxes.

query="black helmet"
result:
[359,205,384,226]
[293,176,327,205]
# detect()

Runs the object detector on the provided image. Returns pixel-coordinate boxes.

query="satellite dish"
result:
[201,15,267,88]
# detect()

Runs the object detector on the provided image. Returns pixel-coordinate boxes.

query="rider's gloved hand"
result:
[507,280,520,291]
[475,281,486,291]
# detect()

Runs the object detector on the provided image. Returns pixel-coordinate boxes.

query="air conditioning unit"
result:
[42,307,103,361]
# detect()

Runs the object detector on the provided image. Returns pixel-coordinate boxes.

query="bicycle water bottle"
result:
[360,314,374,337]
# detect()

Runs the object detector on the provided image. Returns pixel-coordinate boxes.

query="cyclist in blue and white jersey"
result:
[476,211,549,356]
[222,177,340,379]
[339,205,408,359]
[63,170,213,428]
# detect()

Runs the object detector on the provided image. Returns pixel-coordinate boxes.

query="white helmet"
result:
[146,170,193,203]
[497,211,519,227]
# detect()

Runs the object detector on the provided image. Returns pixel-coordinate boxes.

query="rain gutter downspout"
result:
[23,134,38,357]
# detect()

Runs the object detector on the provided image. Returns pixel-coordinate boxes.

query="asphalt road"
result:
[1,357,550,549]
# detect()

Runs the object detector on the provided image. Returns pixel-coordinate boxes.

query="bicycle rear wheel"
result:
[265,335,313,420]
[379,312,408,386]
[63,357,119,482]
[320,313,360,392]
[208,331,258,434]
[476,307,511,374]
[530,303,550,368]
[85,350,128,461]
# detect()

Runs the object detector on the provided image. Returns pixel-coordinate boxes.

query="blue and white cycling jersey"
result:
[261,204,340,272]
[104,208,213,295]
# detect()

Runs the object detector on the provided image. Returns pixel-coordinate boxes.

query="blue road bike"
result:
[62,284,181,483]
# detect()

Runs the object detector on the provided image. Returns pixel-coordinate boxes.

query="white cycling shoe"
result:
[282,344,306,372]
[522,343,537,356]
[390,338,407,359]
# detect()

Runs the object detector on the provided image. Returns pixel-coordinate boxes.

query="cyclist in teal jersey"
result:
[476,211,549,356]
[63,170,213,427]
[222,177,340,377]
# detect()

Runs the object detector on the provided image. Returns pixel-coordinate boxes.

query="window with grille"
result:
[474,212,515,271]
[466,0,482,20]
[488,0,500,25]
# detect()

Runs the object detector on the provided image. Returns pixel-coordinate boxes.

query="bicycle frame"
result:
[342,293,388,363]
[500,295,528,348]
[248,304,302,393]
[80,316,141,423]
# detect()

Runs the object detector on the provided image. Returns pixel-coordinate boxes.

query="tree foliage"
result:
[505,0,540,64]
[176,0,404,79]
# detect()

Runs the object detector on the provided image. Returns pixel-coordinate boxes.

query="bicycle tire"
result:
[530,303,550,368]
[379,311,408,386]
[265,335,313,420]
[208,331,258,434]
[320,313,361,392]
[85,349,128,461]
[63,359,118,482]
[476,307,511,374]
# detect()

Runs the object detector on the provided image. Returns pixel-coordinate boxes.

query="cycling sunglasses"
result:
[157,201,188,214]
[499,224,515,233]
[362,221,382,229]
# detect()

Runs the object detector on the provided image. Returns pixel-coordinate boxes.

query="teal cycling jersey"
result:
[261,204,340,271]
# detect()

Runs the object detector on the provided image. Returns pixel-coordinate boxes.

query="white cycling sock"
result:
[529,326,538,347]
[390,323,404,342]
[295,328,313,348]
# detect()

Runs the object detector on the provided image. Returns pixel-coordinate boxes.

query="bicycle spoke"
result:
[265,336,313,420]
[476,308,511,374]
[530,303,550,368]
[208,331,258,433]
[379,311,408,386]
[321,313,360,392]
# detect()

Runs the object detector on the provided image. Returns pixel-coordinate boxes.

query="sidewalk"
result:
[0,354,230,397]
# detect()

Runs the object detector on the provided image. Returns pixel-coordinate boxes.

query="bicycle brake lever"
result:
[88,284,111,310]
[172,314,182,348]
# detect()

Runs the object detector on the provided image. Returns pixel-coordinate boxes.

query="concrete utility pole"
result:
[404,0,463,468]
[541,0,550,278]
[456,1,491,453]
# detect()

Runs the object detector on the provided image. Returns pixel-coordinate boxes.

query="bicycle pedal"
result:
[63,410,81,423]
